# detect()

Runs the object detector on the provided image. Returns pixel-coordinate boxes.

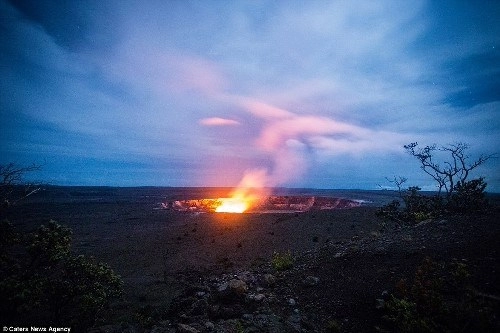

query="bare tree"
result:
[404,142,493,198]
[0,162,41,210]
[383,176,408,197]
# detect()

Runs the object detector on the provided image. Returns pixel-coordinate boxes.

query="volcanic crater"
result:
[164,195,361,213]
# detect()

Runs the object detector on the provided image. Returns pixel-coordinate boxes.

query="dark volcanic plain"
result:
[4,187,500,332]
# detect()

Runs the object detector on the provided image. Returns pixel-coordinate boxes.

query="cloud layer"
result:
[1,0,499,190]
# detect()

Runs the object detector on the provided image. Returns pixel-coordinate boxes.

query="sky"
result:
[1,0,499,191]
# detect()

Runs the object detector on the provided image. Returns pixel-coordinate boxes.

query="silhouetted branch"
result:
[404,142,494,198]
[385,176,407,198]
[0,163,42,210]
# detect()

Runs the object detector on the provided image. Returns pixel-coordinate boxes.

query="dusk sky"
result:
[1,0,499,191]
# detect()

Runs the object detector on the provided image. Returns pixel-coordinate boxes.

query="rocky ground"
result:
[6,190,500,332]
[115,210,499,333]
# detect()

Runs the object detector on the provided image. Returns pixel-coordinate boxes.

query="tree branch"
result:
[404,142,493,197]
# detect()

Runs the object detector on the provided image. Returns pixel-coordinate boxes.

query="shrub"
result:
[376,187,444,227]
[376,200,406,228]
[382,296,436,332]
[0,220,123,328]
[402,187,444,220]
[448,177,489,214]
[379,257,498,333]
[376,178,489,227]
[271,250,294,271]
[28,220,72,262]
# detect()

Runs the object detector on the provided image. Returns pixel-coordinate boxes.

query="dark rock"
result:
[149,325,173,333]
[204,322,215,331]
[177,323,199,333]
[287,313,302,332]
[263,273,276,287]
[414,219,433,227]
[242,313,254,321]
[237,271,254,283]
[303,275,320,287]
[88,325,130,333]
[217,304,244,319]
[229,278,248,295]
[189,298,208,316]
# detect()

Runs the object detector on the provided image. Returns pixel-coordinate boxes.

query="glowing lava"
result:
[215,197,249,213]
[214,169,269,213]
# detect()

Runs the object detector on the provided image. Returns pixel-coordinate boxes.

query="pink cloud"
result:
[256,115,370,151]
[235,97,293,119]
[216,97,411,188]
[199,117,240,126]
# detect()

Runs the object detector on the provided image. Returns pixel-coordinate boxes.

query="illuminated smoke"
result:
[233,98,404,190]
[192,64,408,191]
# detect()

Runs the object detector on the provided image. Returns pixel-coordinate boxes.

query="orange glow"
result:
[214,169,269,213]
[215,197,249,213]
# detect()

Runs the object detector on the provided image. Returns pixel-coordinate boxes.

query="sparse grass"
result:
[236,319,244,333]
[326,319,341,332]
[271,250,294,271]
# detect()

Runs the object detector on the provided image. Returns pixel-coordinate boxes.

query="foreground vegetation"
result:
[378,257,498,333]
[1,163,123,329]
[376,177,490,226]
[377,142,493,226]
[0,220,123,329]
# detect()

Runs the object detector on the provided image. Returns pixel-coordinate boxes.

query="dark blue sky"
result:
[1,0,499,191]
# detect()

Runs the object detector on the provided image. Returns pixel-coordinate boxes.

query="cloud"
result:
[202,87,414,190]
[235,98,293,120]
[1,0,499,190]
[230,98,412,187]
[199,117,240,126]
